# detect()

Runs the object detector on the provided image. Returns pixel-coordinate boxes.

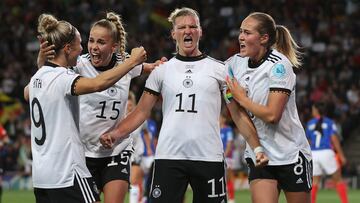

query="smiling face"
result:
[171,15,202,57]
[238,17,269,62]
[88,25,118,67]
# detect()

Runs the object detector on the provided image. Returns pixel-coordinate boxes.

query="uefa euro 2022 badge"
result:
[271,63,286,79]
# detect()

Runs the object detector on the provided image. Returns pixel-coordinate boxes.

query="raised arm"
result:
[143,56,168,73]
[100,92,158,148]
[74,47,146,95]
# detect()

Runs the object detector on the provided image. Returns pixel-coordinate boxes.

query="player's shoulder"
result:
[205,55,225,66]
[225,53,244,62]
[267,50,292,66]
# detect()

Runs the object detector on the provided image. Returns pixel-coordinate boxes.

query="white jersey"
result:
[226,49,311,165]
[145,54,225,162]
[74,53,142,158]
[29,62,91,188]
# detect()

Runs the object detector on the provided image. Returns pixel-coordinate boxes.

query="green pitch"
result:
[3,189,360,203]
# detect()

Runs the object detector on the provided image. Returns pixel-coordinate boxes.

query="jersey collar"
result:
[175,53,207,62]
[248,49,272,69]
[44,61,61,68]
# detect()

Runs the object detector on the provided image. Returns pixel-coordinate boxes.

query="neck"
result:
[251,47,268,63]
[49,54,69,68]
[179,49,202,57]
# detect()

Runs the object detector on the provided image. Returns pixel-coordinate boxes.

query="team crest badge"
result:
[183,78,193,88]
[107,87,117,96]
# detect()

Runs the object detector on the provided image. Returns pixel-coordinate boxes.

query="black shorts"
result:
[86,150,132,190]
[246,151,313,192]
[34,173,100,203]
[149,159,227,203]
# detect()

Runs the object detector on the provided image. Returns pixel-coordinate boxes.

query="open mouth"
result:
[91,53,101,63]
[184,36,193,46]
[240,44,246,49]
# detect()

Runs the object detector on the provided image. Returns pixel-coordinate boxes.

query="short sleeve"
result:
[269,62,295,92]
[128,64,143,79]
[144,65,163,96]
[59,68,81,96]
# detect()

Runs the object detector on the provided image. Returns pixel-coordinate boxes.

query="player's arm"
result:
[226,77,287,124]
[100,92,158,148]
[331,134,347,166]
[24,84,29,102]
[74,47,146,95]
[143,57,168,73]
[226,101,268,167]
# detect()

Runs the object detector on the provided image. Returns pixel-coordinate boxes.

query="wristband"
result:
[223,88,233,104]
[253,146,264,154]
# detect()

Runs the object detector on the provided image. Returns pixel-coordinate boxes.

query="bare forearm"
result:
[94,59,137,90]
[227,102,261,149]
[114,107,149,140]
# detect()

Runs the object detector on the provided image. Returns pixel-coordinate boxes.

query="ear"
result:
[260,34,269,45]
[111,43,118,53]
[63,44,72,54]
[171,29,176,40]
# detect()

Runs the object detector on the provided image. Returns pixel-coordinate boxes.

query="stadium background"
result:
[0,0,359,202]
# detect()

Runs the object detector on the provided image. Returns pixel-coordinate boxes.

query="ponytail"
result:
[275,25,302,68]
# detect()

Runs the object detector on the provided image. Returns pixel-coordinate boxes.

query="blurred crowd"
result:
[0,0,359,181]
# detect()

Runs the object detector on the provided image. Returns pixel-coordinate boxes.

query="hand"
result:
[37,36,56,68]
[143,56,168,73]
[129,46,147,65]
[100,133,115,149]
[255,152,269,167]
[226,76,247,105]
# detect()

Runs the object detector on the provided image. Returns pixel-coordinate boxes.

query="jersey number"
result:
[175,93,197,113]
[207,177,226,198]
[96,101,121,120]
[31,98,46,146]
[314,130,322,148]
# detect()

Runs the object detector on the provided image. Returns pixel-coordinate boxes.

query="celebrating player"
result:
[226,12,313,203]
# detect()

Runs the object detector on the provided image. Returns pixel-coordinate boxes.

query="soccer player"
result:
[220,112,235,203]
[127,91,152,203]
[226,12,313,203]
[306,102,348,203]
[35,12,164,203]
[28,13,146,203]
[100,7,268,203]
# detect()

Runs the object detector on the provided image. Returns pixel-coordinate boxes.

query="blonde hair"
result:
[168,7,200,28]
[37,14,76,53]
[248,12,302,68]
[92,12,127,60]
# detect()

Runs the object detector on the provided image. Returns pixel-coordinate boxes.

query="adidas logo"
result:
[185,69,192,73]
[121,168,128,174]
[296,178,303,184]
